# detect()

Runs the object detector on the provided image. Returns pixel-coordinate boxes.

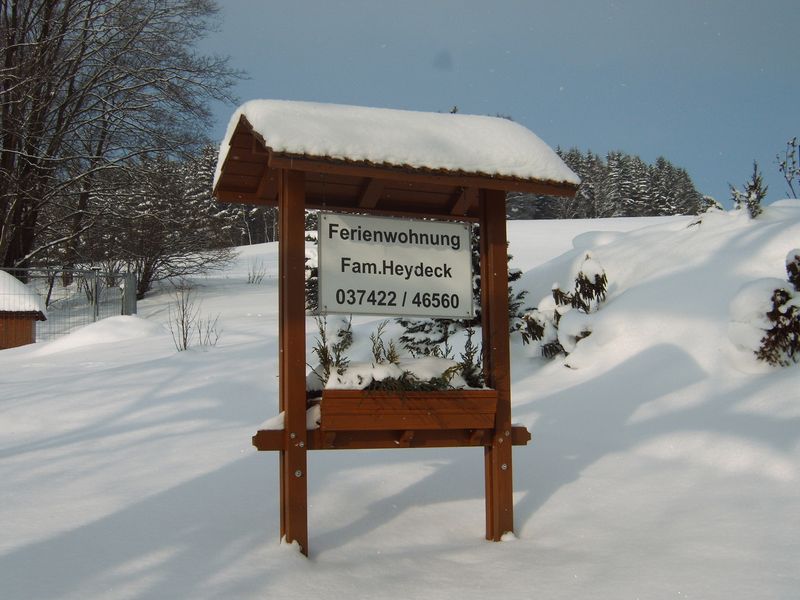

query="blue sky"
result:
[200,0,799,205]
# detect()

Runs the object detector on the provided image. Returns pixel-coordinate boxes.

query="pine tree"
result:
[458,327,484,387]
[572,255,608,312]
[600,151,626,217]
[754,250,800,367]
[624,156,651,216]
[520,253,608,359]
[517,148,705,220]
[755,287,799,367]
[787,249,800,290]
[651,157,673,215]
[730,161,767,218]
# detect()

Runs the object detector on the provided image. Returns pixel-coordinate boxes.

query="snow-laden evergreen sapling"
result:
[571,255,608,312]
[308,316,353,388]
[755,250,800,367]
[398,318,458,358]
[787,250,800,289]
[316,319,483,392]
[458,327,484,388]
[369,320,400,365]
[730,250,800,367]
[520,253,608,359]
[730,161,767,219]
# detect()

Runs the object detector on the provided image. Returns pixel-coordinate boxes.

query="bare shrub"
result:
[168,284,221,351]
[247,259,267,284]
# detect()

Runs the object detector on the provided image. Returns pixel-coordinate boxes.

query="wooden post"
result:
[278,169,309,554]
[480,189,514,541]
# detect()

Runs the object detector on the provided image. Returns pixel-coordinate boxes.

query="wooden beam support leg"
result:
[480,189,515,540]
[278,169,309,555]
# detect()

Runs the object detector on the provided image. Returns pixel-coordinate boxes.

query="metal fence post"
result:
[90,267,100,322]
[123,272,137,315]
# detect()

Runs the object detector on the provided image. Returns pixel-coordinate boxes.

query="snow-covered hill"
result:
[1,204,798,600]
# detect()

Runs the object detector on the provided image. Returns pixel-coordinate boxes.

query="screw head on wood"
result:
[294,470,303,478]
[501,463,508,471]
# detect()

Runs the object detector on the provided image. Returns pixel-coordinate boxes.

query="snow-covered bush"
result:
[457,327,484,388]
[327,356,468,392]
[729,249,800,367]
[308,319,484,392]
[397,317,459,358]
[571,253,608,312]
[729,161,767,219]
[519,292,565,358]
[520,252,608,359]
[307,316,353,389]
[787,249,800,289]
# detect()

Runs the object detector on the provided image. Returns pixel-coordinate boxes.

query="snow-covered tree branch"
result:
[1,0,240,269]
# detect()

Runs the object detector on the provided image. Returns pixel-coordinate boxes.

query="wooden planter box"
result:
[320,389,498,431]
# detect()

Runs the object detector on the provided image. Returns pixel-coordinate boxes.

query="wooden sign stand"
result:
[214,113,577,555]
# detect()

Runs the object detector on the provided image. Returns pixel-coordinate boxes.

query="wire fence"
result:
[1,267,137,344]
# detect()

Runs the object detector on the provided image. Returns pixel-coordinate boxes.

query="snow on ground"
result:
[1,205,799,599]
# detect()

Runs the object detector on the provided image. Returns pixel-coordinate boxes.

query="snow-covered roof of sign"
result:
[0,270,47,317]
[214,100,580,190]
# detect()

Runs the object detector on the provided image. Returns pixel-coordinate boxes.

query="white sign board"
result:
[318,212,473,318]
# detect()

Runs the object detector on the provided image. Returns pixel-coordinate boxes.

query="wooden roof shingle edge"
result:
[0,310,47,321]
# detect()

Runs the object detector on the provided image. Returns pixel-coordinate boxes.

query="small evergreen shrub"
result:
[364,365,462,392]
[369,320,400,365]
[755,287,799,366]
[787,249,800,290]
[730,161,767,219]
[730,250,800,367]
[308,319,485,391]
[458,327,484,388]
[520,253,608,359]
[755,250,800,366]
[308,316,353,385]
[397,317,458,358]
